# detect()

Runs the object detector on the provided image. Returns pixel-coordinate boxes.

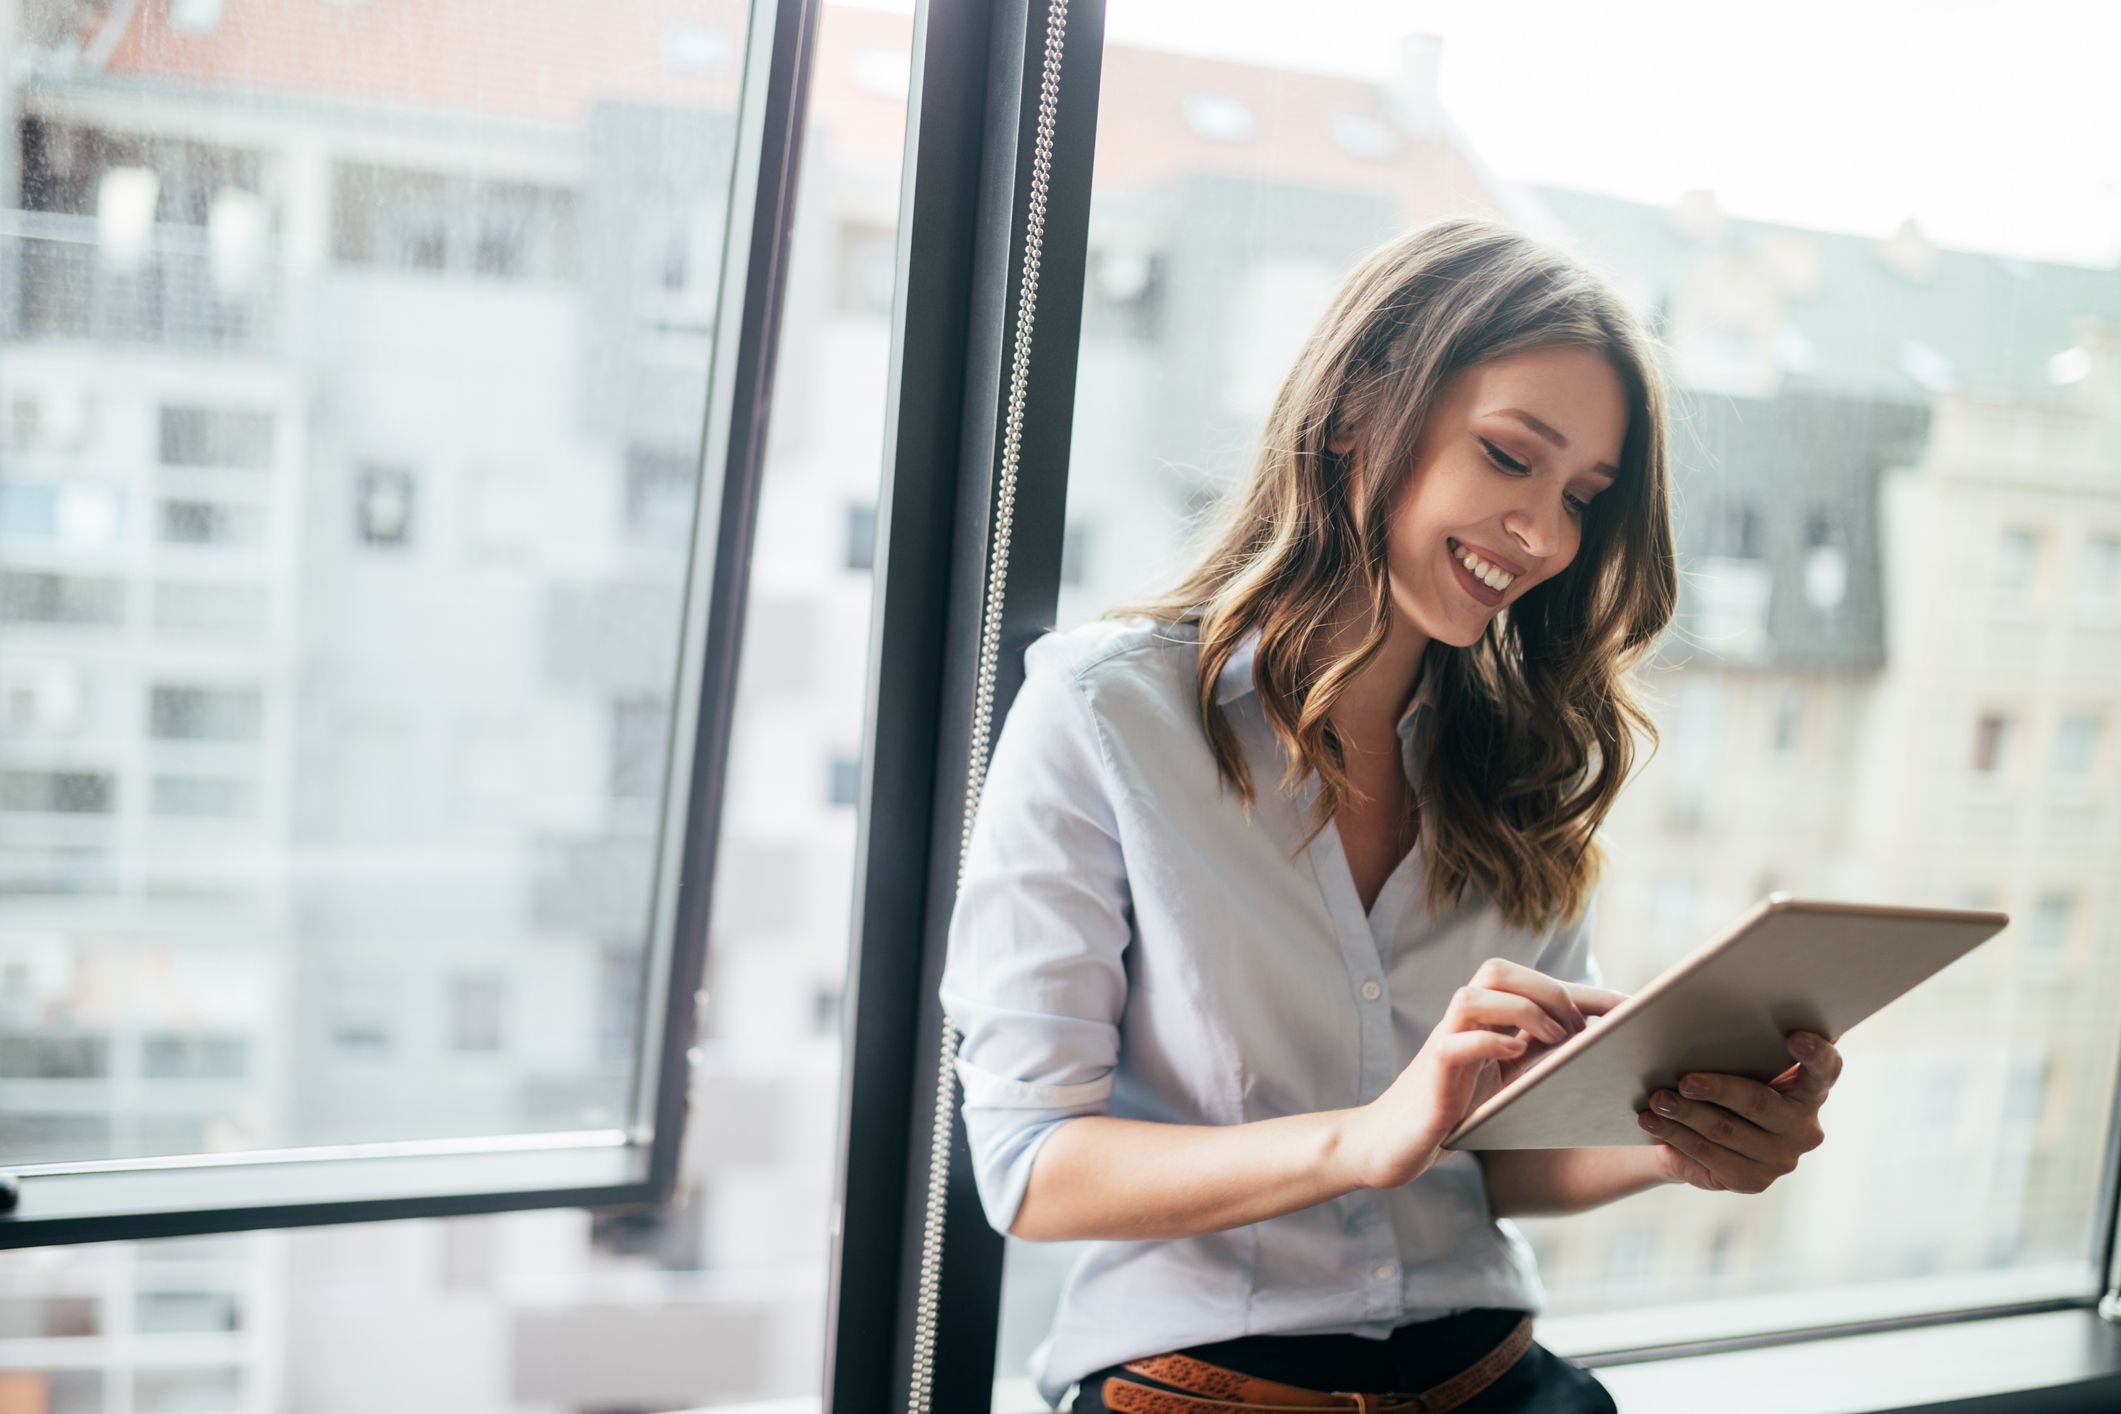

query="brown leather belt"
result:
[1098,1315,1534,1414]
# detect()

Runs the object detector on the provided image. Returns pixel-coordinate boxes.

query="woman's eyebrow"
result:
[1491,407,1620,480]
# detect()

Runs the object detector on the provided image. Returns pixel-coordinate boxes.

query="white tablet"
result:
[1442,894,2009,1151]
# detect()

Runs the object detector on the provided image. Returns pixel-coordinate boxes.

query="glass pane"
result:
[999,0,2121,1401]
[2,2,908,1410]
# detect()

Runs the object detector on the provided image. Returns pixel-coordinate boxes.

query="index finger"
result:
[1471,958,1619,1035]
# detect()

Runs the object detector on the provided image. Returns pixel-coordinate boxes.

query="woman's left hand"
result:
[1636,1031,1841,1193]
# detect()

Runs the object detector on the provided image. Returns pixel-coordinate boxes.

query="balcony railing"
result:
[0,209,280,355]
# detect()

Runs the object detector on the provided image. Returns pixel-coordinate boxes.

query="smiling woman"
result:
[939,218,1732,1411]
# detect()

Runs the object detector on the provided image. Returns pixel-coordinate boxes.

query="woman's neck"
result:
[1315,594,1431,751]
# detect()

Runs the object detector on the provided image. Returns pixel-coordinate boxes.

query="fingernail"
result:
[1792,1033,1819,1056]
[1651,1093,1677,1114]
[1638,1112,1662,1131]
[1680,1076,1708,1097]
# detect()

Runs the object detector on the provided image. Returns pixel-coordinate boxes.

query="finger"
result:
[1466,957,1594,1034]
[1565,984,1631,1018]
[1783,1032,1844,1103]
[1672,1072,1807,1136]
[1637,1110,1781,1193]
[1440,1028,1527,1071]
[1648,1140,1722,1191]
[1644,1090,1797,1167]
[1451,987,1570,1045]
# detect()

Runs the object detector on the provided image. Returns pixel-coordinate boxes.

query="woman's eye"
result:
[1479,439,1528,474]
[1486,438,1590,518]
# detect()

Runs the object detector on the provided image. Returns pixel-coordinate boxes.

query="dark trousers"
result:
[1068,1309,1616,1414]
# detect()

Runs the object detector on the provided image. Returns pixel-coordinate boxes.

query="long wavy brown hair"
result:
[1109,216,1677,933]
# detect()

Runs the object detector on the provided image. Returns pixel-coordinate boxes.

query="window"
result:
[1011,3,2121,1406]
[0,569,124,626]
[2027,892,2075,972]
[1972,712,2014,775]
[1994,526,2041,597]
[611,698,670,803]
[147,685,262,742]
[845,500,877,571]
[2053,711,2101,779]
[140,1033,248,1080]
[354,465,416,547]
[2079,533,2120,614]
[158,497,265,547]
[624,444,696,550]
[827,751,860,806]
[157,405,274,470]
[0,769,116,814]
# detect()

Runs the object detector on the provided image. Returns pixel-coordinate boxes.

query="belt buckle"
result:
[1327,1394,1428,1414]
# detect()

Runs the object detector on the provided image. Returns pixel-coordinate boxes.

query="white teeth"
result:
[1452,541,1513,592]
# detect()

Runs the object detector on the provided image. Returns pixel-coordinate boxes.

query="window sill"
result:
[1591,1307,2121,1414]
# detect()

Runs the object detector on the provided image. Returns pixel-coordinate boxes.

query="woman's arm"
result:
[1011,958,1623,1243]
[1011,1109,1367,1242]
[1475,1146,1671,1218]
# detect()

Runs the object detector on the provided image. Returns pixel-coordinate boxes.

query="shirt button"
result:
[1373,1263,1397,1282]
[1360,980,1383,1002]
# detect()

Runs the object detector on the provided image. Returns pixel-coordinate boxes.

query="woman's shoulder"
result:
[1023,613,1203,700]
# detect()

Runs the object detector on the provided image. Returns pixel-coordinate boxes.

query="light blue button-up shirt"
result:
[939,615,1601,1407]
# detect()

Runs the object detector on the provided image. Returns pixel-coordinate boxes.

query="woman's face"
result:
[1339,344,1628,649]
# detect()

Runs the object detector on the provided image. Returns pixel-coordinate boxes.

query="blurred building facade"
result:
[0,3,2116,1412]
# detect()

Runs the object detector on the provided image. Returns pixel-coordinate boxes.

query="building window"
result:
[148,685,263,742]
[159,497,265,547]
[355,465,416,547]
[1060,521,1091,589]
[449,973,507,1054]
[0,1032,110,1078]
[1994,527,2041,597]
[0,769,116,814]
[158,405,274,470]
[1971,712,2013,775]
[0,569,125,626]
[625,445,696,550]
[2053,711,2100,779]
[2026,892,2074,967]
[611,698,670,802]
[2079,533,2120,614]
[845,501,877,572]
[141,1033,248,1080]
[135,1291,241,1335]
[827,752,860,807]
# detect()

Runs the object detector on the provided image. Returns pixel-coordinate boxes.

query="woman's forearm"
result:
[1477,1145,1672,1218]
[1011,1111,1369,1242]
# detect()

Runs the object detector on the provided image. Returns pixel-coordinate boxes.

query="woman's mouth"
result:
[1446,537,1512,606]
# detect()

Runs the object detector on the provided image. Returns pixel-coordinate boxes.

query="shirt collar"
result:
[1212,624,1445,738]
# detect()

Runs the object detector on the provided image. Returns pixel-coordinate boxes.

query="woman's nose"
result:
[1505,496,1567,562]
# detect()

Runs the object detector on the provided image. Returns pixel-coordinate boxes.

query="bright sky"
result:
[843,0,2121,269]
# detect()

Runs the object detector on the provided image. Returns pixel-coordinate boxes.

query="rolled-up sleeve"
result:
[938,636,1134,1236]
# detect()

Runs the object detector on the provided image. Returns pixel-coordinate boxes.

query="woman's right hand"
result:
[1334,958,1628,1191]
